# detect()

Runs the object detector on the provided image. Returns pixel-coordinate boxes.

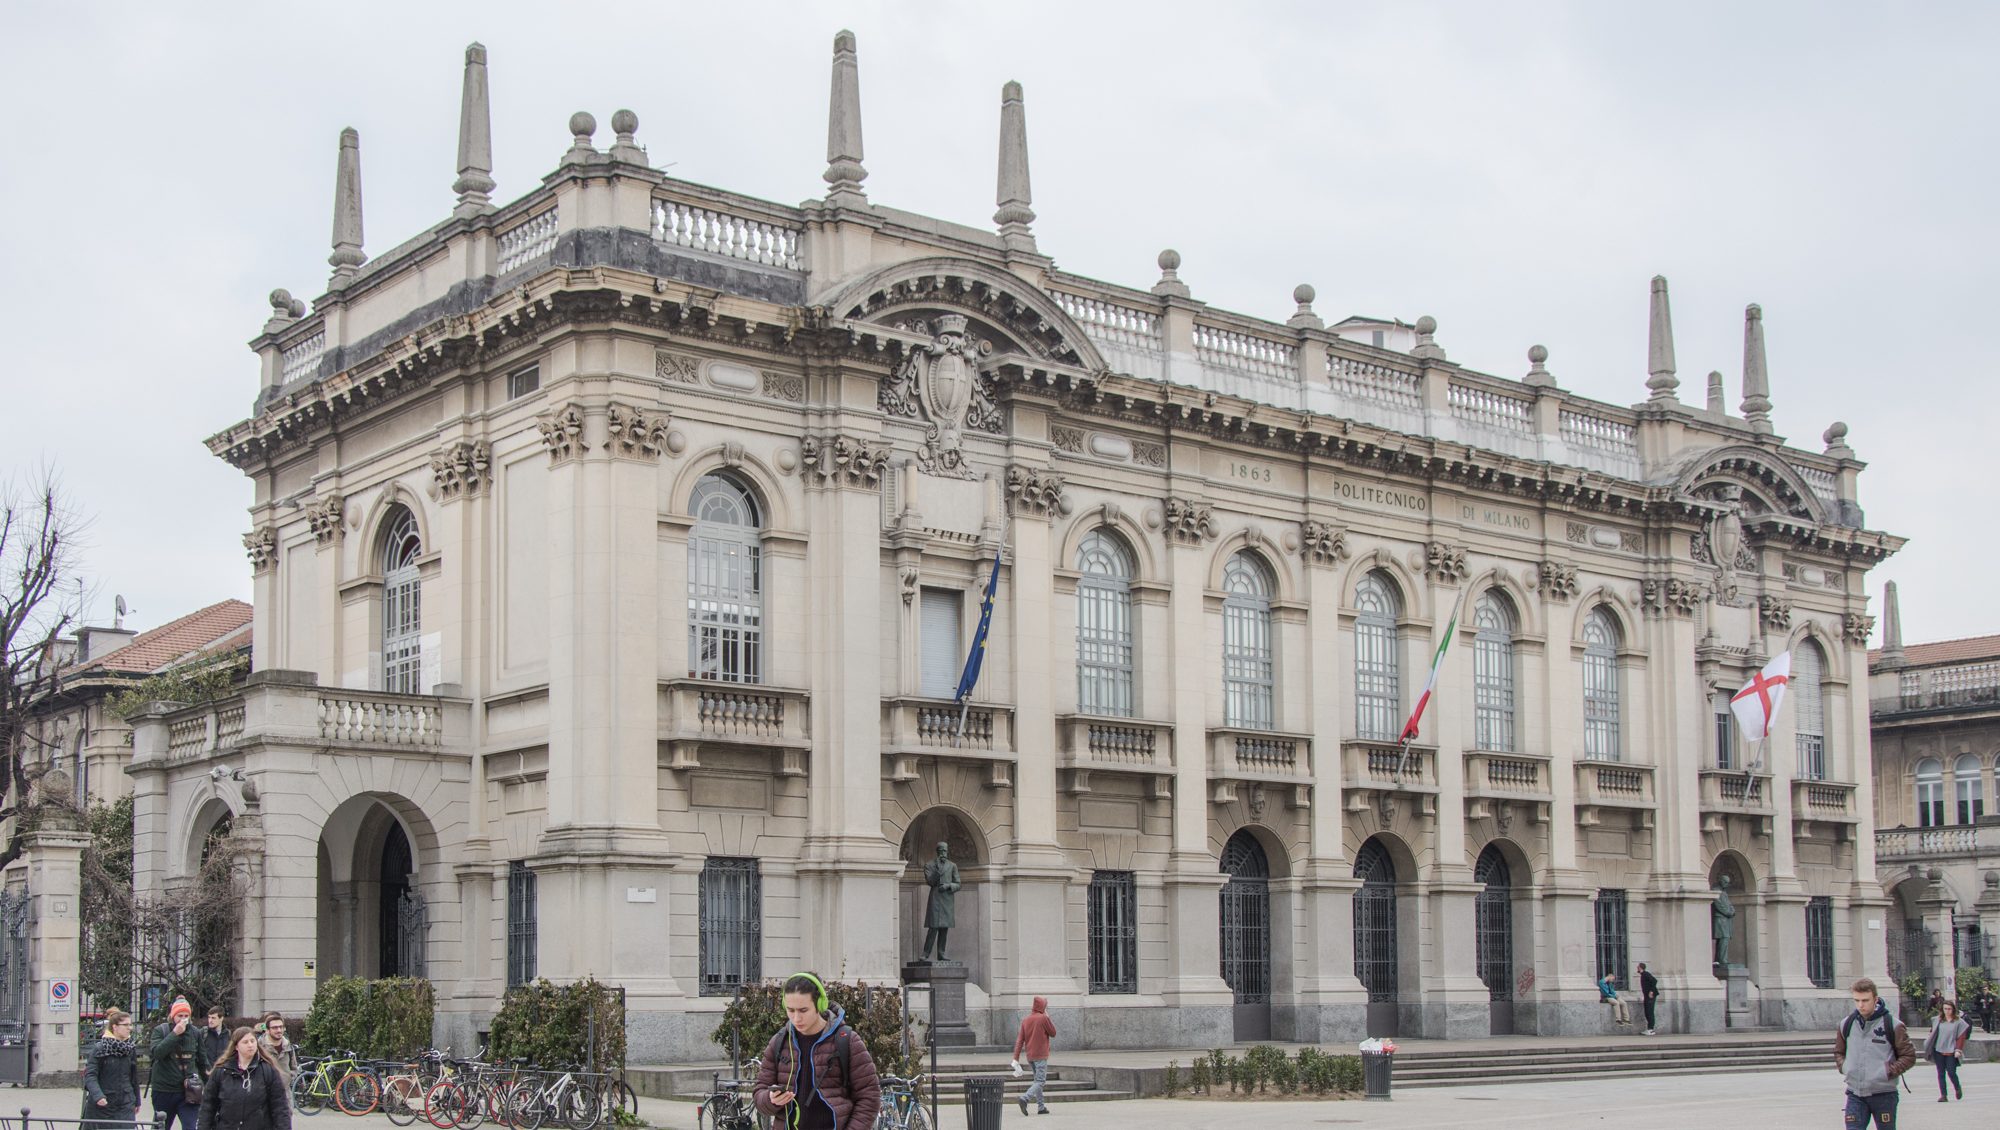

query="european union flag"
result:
[953,554,1002,704]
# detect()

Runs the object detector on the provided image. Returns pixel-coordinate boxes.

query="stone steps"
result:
[1389,1037,1827,1089]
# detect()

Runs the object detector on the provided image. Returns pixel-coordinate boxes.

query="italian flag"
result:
[1400,613,1458,743]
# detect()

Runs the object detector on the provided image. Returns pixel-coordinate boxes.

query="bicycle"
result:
[598,1070,639,1125]
[381,1049,449,1127]
[874,1074,931,1130]
[510,1063,602,1130]
[696,1058,767,1130]
[292,1048,380,1116]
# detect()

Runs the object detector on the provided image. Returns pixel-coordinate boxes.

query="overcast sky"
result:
[2,1,1993,648]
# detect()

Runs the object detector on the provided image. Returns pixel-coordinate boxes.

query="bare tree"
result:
[0,470,87,871]
[83,834,243,1014]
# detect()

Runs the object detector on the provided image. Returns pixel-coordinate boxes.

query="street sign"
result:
[48,979,72,1013]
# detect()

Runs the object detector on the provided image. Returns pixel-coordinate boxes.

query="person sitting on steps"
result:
[1598,973,1630,1027]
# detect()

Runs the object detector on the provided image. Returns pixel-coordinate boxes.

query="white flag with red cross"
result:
[1730,651,1792,742]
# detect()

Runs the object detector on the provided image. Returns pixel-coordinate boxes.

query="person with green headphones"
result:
[754,972,881,1130]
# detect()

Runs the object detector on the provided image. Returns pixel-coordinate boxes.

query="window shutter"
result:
[920,589,963,698]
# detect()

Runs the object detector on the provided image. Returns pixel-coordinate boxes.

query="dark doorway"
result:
[1219,830,1271,1041]
[377,823,413,978]
[1354,838,1399,1037]
[1475,844,1514,1035]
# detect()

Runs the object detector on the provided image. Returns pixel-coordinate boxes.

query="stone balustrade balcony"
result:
[882,697,1018,788]
[1463,750,1552,824]
[659,678,811,776]
[1792,779,1861,838]
[1056,713,1175,798]
[1206,727,1314,809]
[1573,760,1657,827]
[1698,769,1775,835]
[1340,739,1439,819]
[135,671,472,767]
[1875,823,2000,862]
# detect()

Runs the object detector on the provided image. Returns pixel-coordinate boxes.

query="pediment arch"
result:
[821,257,1107,372]
[1671,445,1827,524]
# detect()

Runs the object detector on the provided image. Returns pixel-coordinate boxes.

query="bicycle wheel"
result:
[425,1081,468,1130]
[508,1082,546,1130]
[337,1069,382,1115]
[563,1083,602,1130]
[384,1079,420,1127]
[697,1095,744,1130]
[606,1080,637,1124]
[453,1081,487,1130]
[294,1070,327,1115]
[902,1099,931,1130]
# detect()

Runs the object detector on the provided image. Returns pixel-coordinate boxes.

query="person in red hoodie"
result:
[1011,997,1057,1116]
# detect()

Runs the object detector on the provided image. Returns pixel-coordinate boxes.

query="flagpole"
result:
[953,695,971,747]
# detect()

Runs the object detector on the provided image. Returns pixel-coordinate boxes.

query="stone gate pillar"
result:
[24,811,89,1085]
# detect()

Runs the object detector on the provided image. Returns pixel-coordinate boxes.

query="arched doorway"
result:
[1474,844,1513,1035]
[1219,830,1271,1040]
[1353,837,1399,1036]
[897,809,989,993]
[316,797,430,981]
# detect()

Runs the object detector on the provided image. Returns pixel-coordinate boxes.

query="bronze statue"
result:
[922,841,960,961]
[1711,874,1737,967]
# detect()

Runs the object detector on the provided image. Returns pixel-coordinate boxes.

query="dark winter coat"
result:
[81,1038,142,1126]
[198,1058,292,1130]
[753,1007,880,1130]
[198,1026,233,1079]
[150,1022,204,1091]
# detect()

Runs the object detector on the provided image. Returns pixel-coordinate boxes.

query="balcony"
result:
[1463,750,1551,824]
[1792,779,1861,838]
[1056,714,1175,797]
[882,697,1017,789]
[659,679,811,776]
[1573,760,1657,827]
[1698,769,1775,835]
[1341,739,1439,819]
[1876,823,2000,862]
[136,674,472,768]
[1206,727,1314,809]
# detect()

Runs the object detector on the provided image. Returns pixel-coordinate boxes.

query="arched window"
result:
[1954,754,1985,824]
[1077,530,1136,717]
[1794,641,1827,781]
[688,474,763,683]
[1915,758,1944,828]
[1472,590,1517,752]
[1222,552,1275,729]
[381,508,423,694]
[1582,608,1622,761]
[1354,572,1401,741]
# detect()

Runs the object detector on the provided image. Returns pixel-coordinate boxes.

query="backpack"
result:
[768,1026,853,1095]
[1841,1008,1894,1048]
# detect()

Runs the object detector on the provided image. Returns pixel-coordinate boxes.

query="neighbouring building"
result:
[1868,582,2000,1004]
[125,33,1906,1058]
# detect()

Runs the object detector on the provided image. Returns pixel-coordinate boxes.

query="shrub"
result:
[711,979,923,1077]
[1329,1054,1364,1093]
[1896,971,1931,1018]
[1956,967,1996,1002]
[488,978,626,1070]
[1162,1061,1181,1097]
[303,976,435,1059]
[1270,1056,1298,1094]
[1187,1057,1210,1095]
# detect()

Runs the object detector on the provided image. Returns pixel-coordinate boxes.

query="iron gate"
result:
[1219,831,1271,1040]
[1886,922,1933,982]
[1353,839,1398,1036]
[1474,845,1513,1034]
[0,888,32,1085]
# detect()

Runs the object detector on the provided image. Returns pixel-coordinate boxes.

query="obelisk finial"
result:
[823,31,868,206]
[1740,303,1773,434]
[453,43,496,217]
[1646,275,1679,402]
[329,128,366,287]
[1880,581,1905,665]
[994,81,1036,253]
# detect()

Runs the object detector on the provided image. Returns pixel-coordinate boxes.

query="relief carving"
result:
[1131,440,1166,468]
[762,370,805,403]
[605,403,672,461]
[656,350,700,384]
[243,526,278,573]
[1004,464,1067,517]
[1423,542,1470,585]
[1050,424,1086,455]
[1641,577,1708,617]
[1163,496,1217,545]
[800,432,892,489]
[1843,613,1876,647]
[537,403,586,464]
[307,494,345,546]
[1759,595,1793,632]
[1298,520,1351,566]
[1536,560,1579,602]
[881,314,990,479]
[429,440,491,500]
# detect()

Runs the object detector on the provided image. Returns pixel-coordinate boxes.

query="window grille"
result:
[1218,833,1270,1006]
[1474,845,1513,1002]
[1794,643,1827,780]
[919,589,963,700]
[1472,591,1516,752]
[1352,839,1398,1003]
[1354,573,1401,741]
[1086,871,1139,994]
[382,509,424,694]
[1222,553,1275,729]
[1806,896,1835,989]
[507,364,541,400]
[1582,609,1622,761]
[688,475,764,683]
[1916,758,1944,827]
[506,861,537,987]
[1076,530,1136,717]
[1594,889,1629,991]
[698,858,762,996]
[1954,754,1985,824]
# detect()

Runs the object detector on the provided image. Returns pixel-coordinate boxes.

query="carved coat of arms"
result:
[879,314,1002,479]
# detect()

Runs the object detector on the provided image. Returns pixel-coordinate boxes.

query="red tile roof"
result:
[1869,633,2000,669]
[71,599,252,676]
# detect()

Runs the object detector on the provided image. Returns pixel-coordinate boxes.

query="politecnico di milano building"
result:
[127,34,1906,1058]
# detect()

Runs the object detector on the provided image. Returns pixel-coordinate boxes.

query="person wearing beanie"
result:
[150,998,204,1130]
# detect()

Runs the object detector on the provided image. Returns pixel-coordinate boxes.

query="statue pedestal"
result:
[903,961,976,1047]
[1722,965,1752,1028]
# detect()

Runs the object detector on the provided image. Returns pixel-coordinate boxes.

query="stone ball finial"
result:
[1294,284,1316,306]
[1158,248,1181,272]
[1928,866,1944,882]
[569,111,597,140]
[1416,315,1437,335]
[1985,870,1999,888]
[1824,421,1849,446]
[1528,344,1549,364]
[269,288,295,313]
[611,109,639,137]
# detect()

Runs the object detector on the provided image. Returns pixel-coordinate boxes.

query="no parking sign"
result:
[47,979,72,1013]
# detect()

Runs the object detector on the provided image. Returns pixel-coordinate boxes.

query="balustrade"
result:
[279,329,326,385]
[1057,714,1174,796]
[1875,825,1997,860]
[1449,382,1533,434]
[650,198,803,269]
[1193,322,1296,380]
[319,694,445,748]
[496,209,559,275]
[881,697,1017,787]
[660,679,811,775]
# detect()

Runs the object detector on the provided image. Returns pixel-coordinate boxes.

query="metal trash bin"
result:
[963,1077,1005,1130]
[1362,1051,1393,1101]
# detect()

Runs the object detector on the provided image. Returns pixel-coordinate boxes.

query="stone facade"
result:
[128,34,1905,1058]
[1867,586,2000,1007]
